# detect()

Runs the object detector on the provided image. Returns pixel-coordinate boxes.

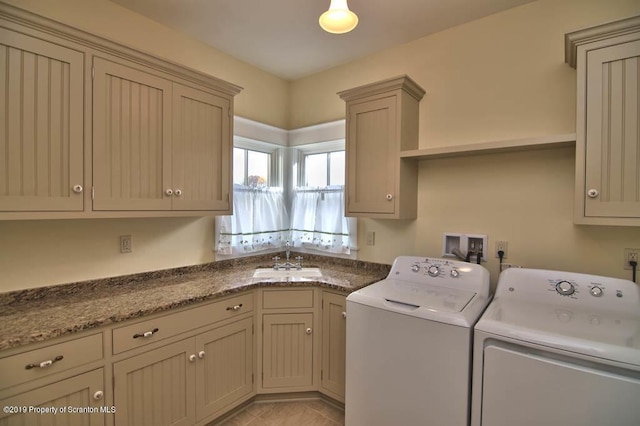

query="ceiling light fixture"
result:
[319,0,359,34]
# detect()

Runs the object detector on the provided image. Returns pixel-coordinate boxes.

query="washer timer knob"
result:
[556,280,576,296]
[590,286,603,297]
[450,269,460,278]
[427,265,440,277]
[411,264,420,273]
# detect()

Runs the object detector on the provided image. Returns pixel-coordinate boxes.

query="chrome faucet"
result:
[272,241,303,270]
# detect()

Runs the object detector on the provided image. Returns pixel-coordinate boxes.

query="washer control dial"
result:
[590,286,603,297]
[556,280,575,296]
[427,265,441,277]
[411,264,420,273]
[450,269,460,278]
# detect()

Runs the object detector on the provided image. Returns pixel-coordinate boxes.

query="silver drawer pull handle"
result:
[133,328,159,339]
[226,304,243,311]
[25,355,63,370]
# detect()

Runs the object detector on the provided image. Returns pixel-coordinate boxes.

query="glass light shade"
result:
[319,0,359,34]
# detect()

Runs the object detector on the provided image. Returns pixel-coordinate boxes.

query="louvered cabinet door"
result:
[0,28,84,212]
[262,313,314,390]
[172,83,232,212]
[0,369,105,426]
[92,57,172,211]
[583,40,640,219]
[195,317,253,421]
[113,339,195,426]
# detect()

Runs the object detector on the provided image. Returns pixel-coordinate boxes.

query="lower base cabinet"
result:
[320,291,347,402]
[113,317,253,426]
[0,369,105,426]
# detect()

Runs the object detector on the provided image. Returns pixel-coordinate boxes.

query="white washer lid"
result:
[476,298,640,367]
[347,278,489,327]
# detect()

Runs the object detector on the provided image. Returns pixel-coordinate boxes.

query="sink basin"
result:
[253,268,322,279]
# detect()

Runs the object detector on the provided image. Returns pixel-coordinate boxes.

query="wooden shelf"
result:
[400,133,576,160]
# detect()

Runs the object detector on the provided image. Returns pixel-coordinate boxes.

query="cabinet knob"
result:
[174,189,182,197]
[72,184,83,194]
[305,327,313,335]
[385,193,393,201]
[342,311,347,319]
[189,354,197,362]
[165,189,173,196]
[93,391,104,401]
[587,189,599,198]
[198,350,206,359]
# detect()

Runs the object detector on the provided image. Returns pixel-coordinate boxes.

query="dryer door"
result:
[481,344,640,426]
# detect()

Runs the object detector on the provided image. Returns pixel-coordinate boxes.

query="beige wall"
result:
[1,0,640,292]
[293,0,640,285]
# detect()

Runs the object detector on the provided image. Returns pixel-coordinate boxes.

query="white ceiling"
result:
[109,0,535,80]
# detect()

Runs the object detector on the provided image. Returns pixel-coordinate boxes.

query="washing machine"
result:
[471,267,640,426]
[345,256,491,426]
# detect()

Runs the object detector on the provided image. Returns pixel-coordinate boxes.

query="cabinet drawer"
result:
[112,293,253,354]
[0,333,103,390]
[262,289,314,309]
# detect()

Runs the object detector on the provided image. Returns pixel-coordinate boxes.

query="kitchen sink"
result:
[252,268,322,279]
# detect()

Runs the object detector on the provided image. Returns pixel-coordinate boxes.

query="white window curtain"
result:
[216,185,289,255]
[290,186,354,254]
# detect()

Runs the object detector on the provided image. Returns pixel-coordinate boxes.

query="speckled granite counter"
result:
[0,253,390,352]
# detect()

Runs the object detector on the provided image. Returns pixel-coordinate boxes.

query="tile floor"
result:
[215,399,345,426]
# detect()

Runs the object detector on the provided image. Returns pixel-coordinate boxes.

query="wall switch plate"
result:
[120,235,132,253]
[624,248,639,270]
[366,231,375,246]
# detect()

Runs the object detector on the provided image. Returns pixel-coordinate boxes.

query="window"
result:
[304,151,345,187]
[233,147,271,187]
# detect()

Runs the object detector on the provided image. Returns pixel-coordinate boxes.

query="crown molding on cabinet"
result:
[565,15,640,68]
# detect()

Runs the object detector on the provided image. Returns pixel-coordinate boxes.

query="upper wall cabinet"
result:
[0,4,240,220]
[339,76,425,219]
[0,28,84,213]
[566,16,640,226]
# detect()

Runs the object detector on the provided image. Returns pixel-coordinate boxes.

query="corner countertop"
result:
[0,253,390,352]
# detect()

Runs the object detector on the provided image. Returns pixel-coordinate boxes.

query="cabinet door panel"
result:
[262,313,314,389]
[0,369,104,426]
[585,40,640,218]
[321,292,346,401]
[196,317,253,420]
[113,340,194,426]
[93,58,172,211]
[0,28,84,212]
[172,84,231,211]
[346,96,397,215]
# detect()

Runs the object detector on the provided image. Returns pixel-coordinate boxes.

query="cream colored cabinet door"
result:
[345,95,398,216]
[92,57,173,211]
[340,76,424,219]
[113,339,195,426]
[172,84,232,212]
[0,369,105,426]
[0,28,84,212]
[583,40,640,221]
[195,317,253,421]
[320,292,346,402]
[262,313,314,390]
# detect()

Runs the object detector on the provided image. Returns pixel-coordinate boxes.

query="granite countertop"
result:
[0,253,390,352]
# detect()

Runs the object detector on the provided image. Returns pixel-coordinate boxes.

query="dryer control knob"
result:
[556,281,575,296]
[590,286,603,297]
[427,265,440,277]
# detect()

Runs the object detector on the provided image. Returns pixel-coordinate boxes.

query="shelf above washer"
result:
[400,133,576,160]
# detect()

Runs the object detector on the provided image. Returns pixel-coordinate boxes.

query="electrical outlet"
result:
[366,231,375,246]
[624,248,639,270]
[495,241,508,259]
[120,235,132,253]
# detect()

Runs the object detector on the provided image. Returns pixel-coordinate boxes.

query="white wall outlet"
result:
[120,235,132,253]
[366,231,375,246]
[495,241,508,259]
[624,248,639,270]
